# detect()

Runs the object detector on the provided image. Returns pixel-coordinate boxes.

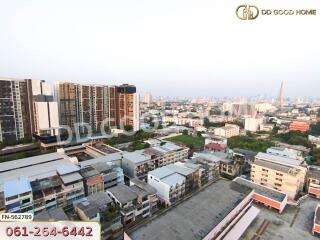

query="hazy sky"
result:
[0,0,319,97]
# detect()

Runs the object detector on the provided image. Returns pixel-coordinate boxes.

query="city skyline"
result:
[0,0,319,98]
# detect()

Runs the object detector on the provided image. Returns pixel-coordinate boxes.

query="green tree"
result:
[182,129,189,135]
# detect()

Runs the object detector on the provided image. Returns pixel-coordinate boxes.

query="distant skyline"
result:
[0,0,319,97]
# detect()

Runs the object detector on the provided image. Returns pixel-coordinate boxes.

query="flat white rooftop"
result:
[256,152,302,167]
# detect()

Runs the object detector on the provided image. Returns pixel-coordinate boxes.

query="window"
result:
[6,195,18,202]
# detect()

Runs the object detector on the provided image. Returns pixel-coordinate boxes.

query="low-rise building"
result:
[107,184,156,226]
[190,153,221,184]
[232,148,257,162]
[259,124,274,132]
[121,142,188,180]
[79,166,104,196]
[245,117,263,132]
[74,192,113,221]
[129,179,158,213]
[313,204,320,237]
[148,167,185,206]
[289,121,310,132]
[107,185,138,225]
[214,124,240,138]
[251,152,307,201]
[3,177,33,213]
[233,177,287,213]
[204,143,226,152]
[307,166,320,199]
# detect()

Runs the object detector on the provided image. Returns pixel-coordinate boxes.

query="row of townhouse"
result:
[106,179,157,226]
[0,152,124,214]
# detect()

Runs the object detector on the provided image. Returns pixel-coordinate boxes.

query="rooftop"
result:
[161,173,185,186]
[86,192,112,208]
[75,201,99,219]
[192,152,221,163]
[0,159,71,191]
[107,185,137,205]
[123,151,151,164]
[34,207,69,221]
[60,172,83,184]
[78,152,123,167]
[233,177,287,202]
[130,178,157,195]
[256,152,302,167]
[254,159,293,174]
[80,166,100,179]
[56,164,80,175]
[315,204,320,225]
[4,176,32,198]
[148,166,175,179]
[308,166,320,180]
[0,152,66,173]
[166,163,195,176]
[129,179,252,240]
[233,148,257,160]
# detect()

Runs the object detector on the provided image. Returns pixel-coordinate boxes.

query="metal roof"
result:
[56,164,80,175]
[60,172,83,184]
[166,164,195,176]
[122,151,151,164]
[253,159,293,174]
[0,159,71,191]
[0,152,66,173]
[78,152,122,167]
[256,152,302,167]
[161,173,185,186]
[3,176,32,198]
[148,166,175,179]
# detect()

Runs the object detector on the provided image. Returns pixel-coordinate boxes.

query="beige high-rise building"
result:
[144,92,152,106]
[251,152,307,201]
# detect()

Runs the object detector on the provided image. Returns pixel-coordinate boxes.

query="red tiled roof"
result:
[205,143,226,151]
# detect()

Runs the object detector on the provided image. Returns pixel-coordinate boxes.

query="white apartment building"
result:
[244,117,264,132]
[148,166,185,206]
[162,116,204,127]
[121,142,189,180]
[133,93,140,131]
[214,124,240,138]
[143,92,153,106]
[251,152,307,201]
[32,80,59,136]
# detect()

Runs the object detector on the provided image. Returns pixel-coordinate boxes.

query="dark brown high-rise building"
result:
[116,84,137,129]
[55,82,139,134]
